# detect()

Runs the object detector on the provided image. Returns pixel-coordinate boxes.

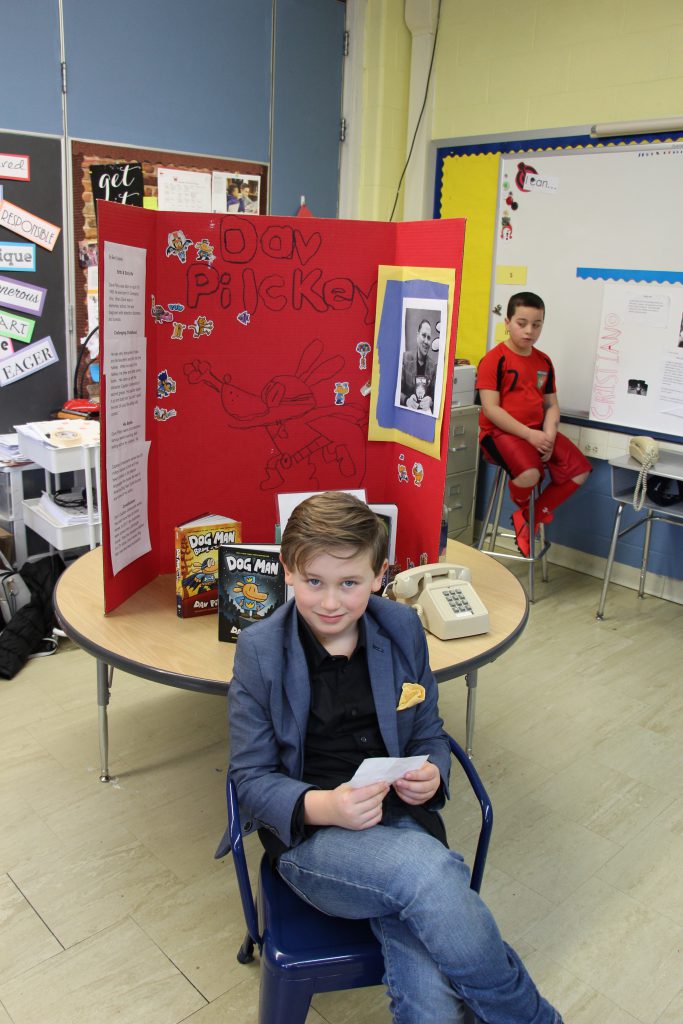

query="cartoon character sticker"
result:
[355,341,371,370]
[154,406,177,421]
[500,212,513,240]
[412,462,424,487]
[157,369,176,399]
[171,322,187,340]
[191,315,214,338]
[194,238,215,264]
[150,295,173,324]
[236,310,251,326]
[334,381,350,405]
[165,230,193,263]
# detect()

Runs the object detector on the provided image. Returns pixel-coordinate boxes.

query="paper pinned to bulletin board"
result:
[368,266,456,459]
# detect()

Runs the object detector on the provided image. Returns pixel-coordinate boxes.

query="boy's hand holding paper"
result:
[348,754,429,789]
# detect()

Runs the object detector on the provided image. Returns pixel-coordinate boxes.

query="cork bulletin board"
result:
[70,139,268,356]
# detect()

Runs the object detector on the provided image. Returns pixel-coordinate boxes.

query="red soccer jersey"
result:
[477,342,555,438]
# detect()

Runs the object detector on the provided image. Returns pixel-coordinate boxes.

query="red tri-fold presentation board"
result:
[98,203,465,612]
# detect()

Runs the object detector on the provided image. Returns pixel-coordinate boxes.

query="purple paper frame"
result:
[375,278,450,443]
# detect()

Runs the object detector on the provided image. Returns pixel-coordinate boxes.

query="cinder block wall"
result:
[432,0,683,138]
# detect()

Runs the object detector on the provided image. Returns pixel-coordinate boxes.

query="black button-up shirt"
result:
[258,612,446,862]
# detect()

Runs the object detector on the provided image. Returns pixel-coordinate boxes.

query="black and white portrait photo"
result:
[395,299,448,417]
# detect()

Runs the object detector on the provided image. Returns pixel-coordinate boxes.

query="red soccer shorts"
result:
[480,430,591,484]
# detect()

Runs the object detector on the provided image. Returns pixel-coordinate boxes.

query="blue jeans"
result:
[278,808,561,1024]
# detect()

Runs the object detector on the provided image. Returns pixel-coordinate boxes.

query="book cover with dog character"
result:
[218,543,286,642]
[175,514,241,618]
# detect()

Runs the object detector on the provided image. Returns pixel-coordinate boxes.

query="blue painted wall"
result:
[3,0,63,135]
[271,0,346,216]
[61,0,273,161]
[2,0,345,213]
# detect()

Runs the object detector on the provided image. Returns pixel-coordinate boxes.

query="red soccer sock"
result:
[508,480,534,508]
[536,479,580,521]
[511,507,531,557]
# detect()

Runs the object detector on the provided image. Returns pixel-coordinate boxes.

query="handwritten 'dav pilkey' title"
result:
[182,219,377,325]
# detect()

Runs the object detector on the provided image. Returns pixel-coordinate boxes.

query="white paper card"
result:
[348,755,428,789]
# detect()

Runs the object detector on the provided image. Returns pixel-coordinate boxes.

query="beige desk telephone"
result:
[629,436,659,511]
[384,563,489,641]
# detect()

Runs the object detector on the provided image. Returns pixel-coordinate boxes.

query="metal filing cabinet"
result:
[443,403,480,545]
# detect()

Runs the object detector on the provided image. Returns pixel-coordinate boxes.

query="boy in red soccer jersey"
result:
[477,292,591,556]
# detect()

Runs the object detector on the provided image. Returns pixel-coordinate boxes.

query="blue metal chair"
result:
[225,735,493,1024]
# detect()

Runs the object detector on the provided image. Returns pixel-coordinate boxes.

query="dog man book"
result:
[175,514,241,618]
[218,544,286,642]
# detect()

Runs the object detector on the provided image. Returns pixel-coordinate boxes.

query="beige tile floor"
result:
[0,564,681,1024]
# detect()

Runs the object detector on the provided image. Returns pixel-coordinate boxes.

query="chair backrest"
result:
[227,774,261,950]
[226,731,493,953]
[447,735,492,893]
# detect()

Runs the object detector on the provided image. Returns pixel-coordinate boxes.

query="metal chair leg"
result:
[477,464,549,601]
[237,933,255,964]
[527,489,536,603]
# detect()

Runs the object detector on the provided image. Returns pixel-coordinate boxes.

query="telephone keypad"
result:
[443,585,475,616]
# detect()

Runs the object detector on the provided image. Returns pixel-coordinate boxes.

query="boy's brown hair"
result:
[280,491,388,574]
[506,291,545,318]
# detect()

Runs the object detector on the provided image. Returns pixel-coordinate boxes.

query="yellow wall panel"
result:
[439,152,500,366]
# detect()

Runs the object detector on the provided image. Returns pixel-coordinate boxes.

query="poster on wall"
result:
[157,168,211,212]
[211,172,261,214]
[90,162,144,220]
[589,282,683,433]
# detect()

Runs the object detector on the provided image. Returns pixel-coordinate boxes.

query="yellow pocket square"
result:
[396,682,425,711]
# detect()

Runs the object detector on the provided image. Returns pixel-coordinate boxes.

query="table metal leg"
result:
[96,660,113,782]
[465,669,478,758]
[639,512,653,598]
[596,502,624,620]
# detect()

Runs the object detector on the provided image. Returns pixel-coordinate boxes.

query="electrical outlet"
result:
[579,427,608,459]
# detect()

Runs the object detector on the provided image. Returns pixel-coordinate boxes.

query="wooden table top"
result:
[54,541,528,694]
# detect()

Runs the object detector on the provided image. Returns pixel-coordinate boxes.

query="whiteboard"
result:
[490,139,683,433]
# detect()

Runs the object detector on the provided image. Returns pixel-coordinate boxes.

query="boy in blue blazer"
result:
[227,491,562,1024]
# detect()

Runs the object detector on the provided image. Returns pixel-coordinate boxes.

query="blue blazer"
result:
[223,595,451,851]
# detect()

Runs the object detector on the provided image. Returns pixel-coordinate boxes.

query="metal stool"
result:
[477,464,549,602]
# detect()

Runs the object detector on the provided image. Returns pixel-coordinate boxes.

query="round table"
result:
[54,540,528,779]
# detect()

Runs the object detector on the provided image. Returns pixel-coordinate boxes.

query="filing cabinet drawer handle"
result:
[444,503,464,512]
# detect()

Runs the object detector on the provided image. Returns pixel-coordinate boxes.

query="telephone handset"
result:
[384,563,489,641]
[629,436,659,511]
